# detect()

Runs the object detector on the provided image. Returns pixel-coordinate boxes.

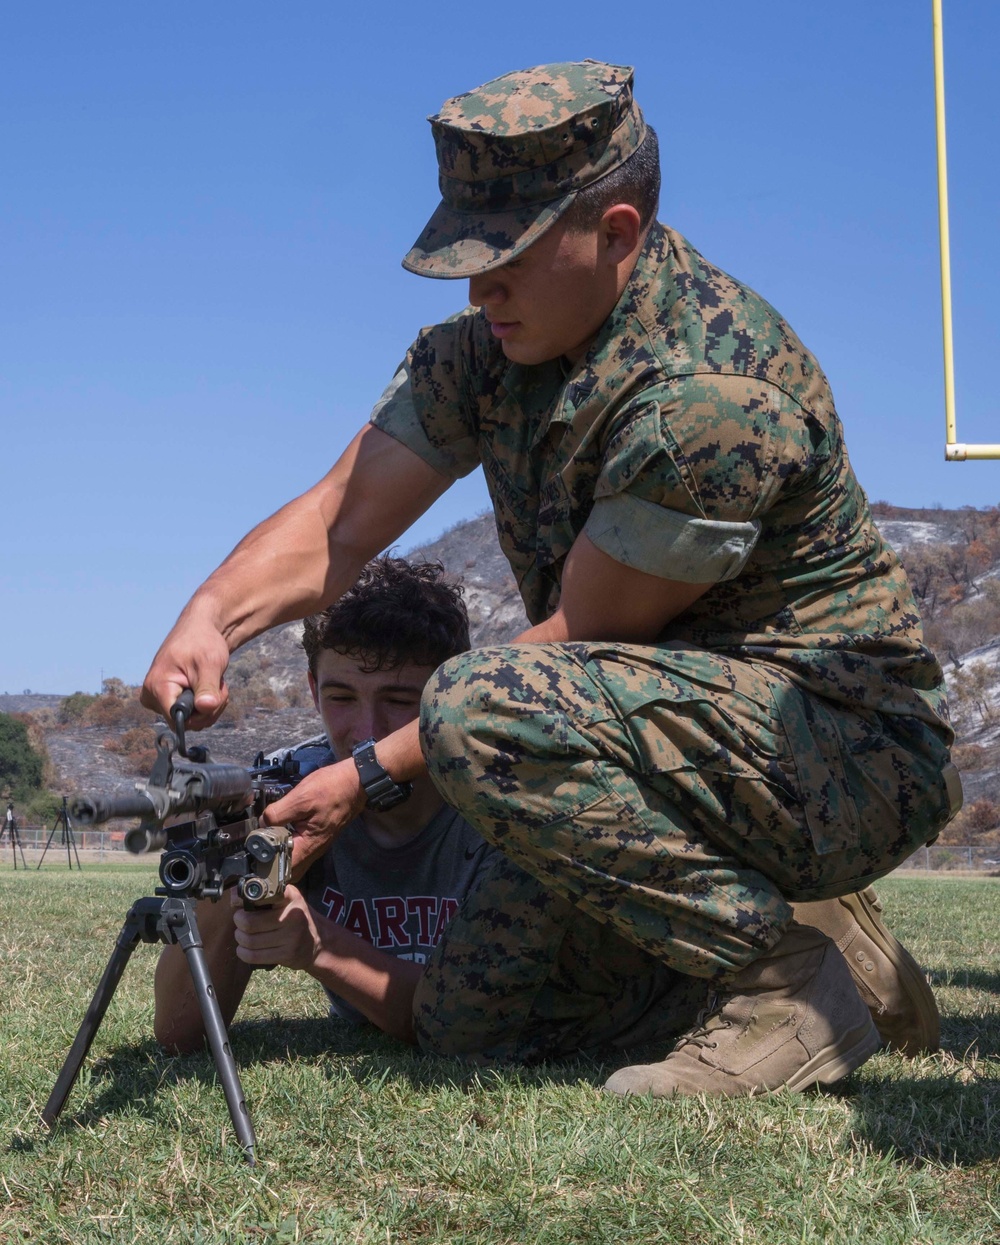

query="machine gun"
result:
[42,691,294,1165]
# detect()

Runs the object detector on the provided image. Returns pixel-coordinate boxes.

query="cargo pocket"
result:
[770,683,860,855]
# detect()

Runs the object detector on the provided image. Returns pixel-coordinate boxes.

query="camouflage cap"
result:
[402,60,646,280]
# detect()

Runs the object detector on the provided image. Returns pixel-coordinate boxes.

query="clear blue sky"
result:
[2,1,998,694]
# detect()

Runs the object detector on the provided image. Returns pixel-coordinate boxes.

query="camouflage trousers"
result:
[418,641,955,1033]
[413,847,706,1062]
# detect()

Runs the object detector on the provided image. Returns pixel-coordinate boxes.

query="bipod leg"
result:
[42,895,256,1163]
[164,898,257,1164]
[41,897,154,1128]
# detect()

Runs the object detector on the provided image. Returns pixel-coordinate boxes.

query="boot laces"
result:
[675,992,733,1052]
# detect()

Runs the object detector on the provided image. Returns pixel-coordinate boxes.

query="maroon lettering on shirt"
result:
[373,895,408,948]
[407,895,437,943]
[321,887,345,923]
[342,898,374,942]
[316,886,462,952]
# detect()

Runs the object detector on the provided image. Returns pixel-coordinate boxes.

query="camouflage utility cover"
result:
[403,60,646,279]
[374,221,951,737]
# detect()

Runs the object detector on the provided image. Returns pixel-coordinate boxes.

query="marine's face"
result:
[309,649,436,761]
[467,217,621,366]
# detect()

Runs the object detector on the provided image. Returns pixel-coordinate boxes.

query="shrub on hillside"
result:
[933,581,1000,658]
[59,692,98,724]
[25,789,64,825]
[965,798,999,835]
[61,678,154,731]
[85,679,151,730]
[9,712,59,789]
[227,652,281,719]
[952,742,988,771]
[938,797,1000,844]
[228,675,281,718]
[227,648,315,714]
[281,677,312,709]
[103,726,158,774]
[950,661,998,727]
[0,712,45,802]
[902,543,958,617]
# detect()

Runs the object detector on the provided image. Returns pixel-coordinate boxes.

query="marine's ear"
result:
[598,204,643,265]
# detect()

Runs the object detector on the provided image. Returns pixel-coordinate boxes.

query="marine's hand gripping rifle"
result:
[42,691,294,1164]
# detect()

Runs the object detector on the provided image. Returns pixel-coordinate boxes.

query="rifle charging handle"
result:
[171,689,196,756]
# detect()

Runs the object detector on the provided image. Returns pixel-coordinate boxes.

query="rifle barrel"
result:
[71,793,158,825]
[72,765,254,828]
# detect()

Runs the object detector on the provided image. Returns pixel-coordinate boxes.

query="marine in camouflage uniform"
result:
[142,60,958,1093]
[371,61,960,1087]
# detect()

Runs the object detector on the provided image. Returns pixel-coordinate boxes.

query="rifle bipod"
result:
[41,894,258,1164]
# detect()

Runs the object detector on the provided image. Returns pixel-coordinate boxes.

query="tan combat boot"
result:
[790,887,939,1056]
[604,922,880,1098]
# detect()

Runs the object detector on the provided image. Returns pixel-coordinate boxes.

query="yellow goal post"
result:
[935,0,1000,460]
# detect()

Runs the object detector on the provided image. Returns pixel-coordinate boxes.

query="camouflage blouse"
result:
[371,222,950,735]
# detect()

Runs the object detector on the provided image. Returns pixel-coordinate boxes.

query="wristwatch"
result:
[351,738,413,812]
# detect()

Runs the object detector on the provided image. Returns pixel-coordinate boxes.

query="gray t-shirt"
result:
[301,803,496,1023]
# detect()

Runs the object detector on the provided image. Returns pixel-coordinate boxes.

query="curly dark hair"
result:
[563,125,660,233]
[301,555,470,675]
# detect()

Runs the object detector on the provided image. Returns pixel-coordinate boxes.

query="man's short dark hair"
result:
[563,125,660,233]
[302,555,470,675]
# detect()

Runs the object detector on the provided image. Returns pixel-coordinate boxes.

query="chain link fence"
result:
[0,824,130,864]
[896,843,1000,873]
[2,826,999,874]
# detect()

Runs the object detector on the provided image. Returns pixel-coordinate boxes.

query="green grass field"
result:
[2,868,999,1244]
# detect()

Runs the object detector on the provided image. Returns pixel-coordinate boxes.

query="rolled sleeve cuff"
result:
[369,365,479,480]
[584,494,761,583]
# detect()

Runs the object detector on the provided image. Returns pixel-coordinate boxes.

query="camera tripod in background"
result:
[2,802,27,869]
[37,796,82,871]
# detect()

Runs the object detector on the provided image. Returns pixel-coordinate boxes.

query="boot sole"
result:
[785,1018,882,1091]
[839,887,940,1055]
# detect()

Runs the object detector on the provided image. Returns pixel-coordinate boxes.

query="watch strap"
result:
[352,738,412,812]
